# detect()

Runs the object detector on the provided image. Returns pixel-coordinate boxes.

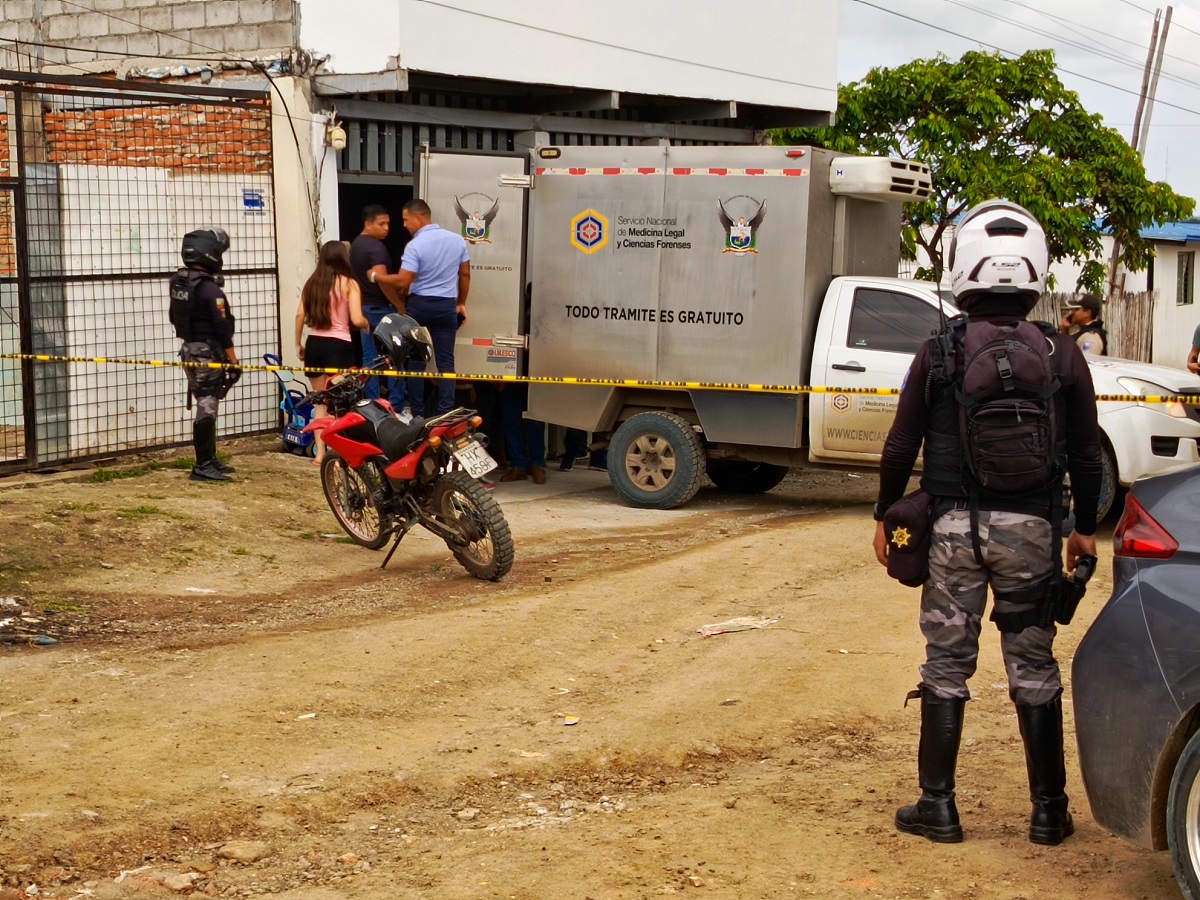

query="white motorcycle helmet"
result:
[947,199,1048,313]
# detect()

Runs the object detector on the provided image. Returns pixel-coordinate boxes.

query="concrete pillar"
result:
[268,76,320,371]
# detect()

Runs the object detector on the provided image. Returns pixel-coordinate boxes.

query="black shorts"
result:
[304,336,359,376]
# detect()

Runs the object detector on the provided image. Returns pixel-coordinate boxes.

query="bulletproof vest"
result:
[168,268,220,342]
[920,317,1070,514]
[1073,321,1108,355]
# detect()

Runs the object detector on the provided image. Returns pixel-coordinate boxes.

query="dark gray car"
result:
[1074,463,1200,899]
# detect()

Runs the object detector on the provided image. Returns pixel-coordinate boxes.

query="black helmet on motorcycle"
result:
[181,227,230,273]
[373,313,434,368]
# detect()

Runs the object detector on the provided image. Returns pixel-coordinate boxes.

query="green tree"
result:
[779,49,1194,292]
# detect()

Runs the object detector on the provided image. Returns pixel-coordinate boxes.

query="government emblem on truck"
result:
[454,194,499,244]
[718,196,766,253]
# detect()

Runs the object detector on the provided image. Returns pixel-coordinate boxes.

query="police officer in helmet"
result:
[873,200,1102,845]
[169,228,241,482]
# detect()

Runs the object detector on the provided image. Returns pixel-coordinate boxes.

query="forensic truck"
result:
[419,144,1200,518]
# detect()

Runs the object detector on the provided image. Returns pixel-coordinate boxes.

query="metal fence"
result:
[334,91,735,179]
[0,71,281,473]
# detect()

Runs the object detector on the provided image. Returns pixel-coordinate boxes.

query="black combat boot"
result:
[1016,697,1074,845]
[190,420,230,483]
[896,686,966,843]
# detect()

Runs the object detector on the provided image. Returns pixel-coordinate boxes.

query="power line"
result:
[847,0,1200,120]
[997,0,1200,77]
[1109,0,1157,14]
[935,0,1200,99]
[936,0,1184,86]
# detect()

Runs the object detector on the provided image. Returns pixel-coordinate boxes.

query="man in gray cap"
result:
[1060,294,1107,357]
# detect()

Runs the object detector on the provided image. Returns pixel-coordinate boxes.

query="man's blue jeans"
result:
[405,295,458,416]
[360,305,406,406]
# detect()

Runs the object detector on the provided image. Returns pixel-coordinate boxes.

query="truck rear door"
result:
[808,280,944,464]
[417,147,528,377]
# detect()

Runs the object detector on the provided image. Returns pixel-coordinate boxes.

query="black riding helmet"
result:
[373,314,434,368]
[181,227,230,273]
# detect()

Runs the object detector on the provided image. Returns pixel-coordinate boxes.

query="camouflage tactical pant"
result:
[919,509,1061,706]
[180,341,223,425]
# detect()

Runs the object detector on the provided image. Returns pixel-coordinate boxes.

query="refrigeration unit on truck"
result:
[418,144,1200,516]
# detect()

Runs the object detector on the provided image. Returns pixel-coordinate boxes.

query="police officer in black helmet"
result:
[169,228,240,482]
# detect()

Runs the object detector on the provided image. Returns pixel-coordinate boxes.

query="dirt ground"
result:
[0,436,1180,900]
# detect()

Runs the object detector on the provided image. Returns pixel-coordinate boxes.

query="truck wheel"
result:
[1167,729,1200,900]
[707,460,789,495]
[609,412,705,509]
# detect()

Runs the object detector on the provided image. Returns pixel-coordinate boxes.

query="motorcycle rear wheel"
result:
[320,455,393,550]
[431,471,514,580]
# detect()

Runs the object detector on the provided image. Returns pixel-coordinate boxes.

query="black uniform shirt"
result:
[188,276,235,349]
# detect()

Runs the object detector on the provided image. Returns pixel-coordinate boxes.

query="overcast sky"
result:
[839,0,1200,210]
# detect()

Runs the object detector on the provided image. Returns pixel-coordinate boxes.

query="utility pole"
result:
[1139,5,1173,157]
[1130,8,1161,152]
[1110,6,1170,300]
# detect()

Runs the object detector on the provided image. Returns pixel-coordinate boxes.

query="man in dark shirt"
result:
[349,204,405,405]
[874,200,1101,848]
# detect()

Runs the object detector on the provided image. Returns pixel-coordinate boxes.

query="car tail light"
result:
[1113,494,1178,559]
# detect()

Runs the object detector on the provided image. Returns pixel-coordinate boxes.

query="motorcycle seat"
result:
[357,401,425,459]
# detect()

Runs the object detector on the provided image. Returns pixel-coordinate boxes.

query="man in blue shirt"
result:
[1189,322,1200,376]
[373,199,470,415]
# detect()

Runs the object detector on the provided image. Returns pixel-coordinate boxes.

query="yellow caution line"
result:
[0,352,1197,404]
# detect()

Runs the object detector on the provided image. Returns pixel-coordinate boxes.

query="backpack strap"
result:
[926,314,968,405]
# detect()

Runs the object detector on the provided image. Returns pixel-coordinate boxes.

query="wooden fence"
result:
[1037,291,1154,362]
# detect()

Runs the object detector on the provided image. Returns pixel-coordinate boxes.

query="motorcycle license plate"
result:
[452,441,497,479]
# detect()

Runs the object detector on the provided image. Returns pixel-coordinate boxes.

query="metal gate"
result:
[0,71,280,473]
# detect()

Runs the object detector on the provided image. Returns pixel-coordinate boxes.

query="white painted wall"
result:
[54,165,280,453]
[0,285,18,430]
[268,77,324,374]
[1147,245,1200,370]
[297,0,838,113]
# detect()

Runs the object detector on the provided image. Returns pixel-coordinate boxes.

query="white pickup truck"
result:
[417,143,1200,516]
[808,276,1200,522]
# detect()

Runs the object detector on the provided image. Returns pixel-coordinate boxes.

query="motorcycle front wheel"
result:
[320,455,393,550]
[430,471,514,580]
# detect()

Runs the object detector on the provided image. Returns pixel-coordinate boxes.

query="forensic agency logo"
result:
[454,194,499,244]
[717,196,766,254]
[571,209,609,254]
[831,393,852,414]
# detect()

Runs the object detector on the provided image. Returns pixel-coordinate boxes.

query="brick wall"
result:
[44,103,271,172]
[0,101,272,278]
[0,0,298,70]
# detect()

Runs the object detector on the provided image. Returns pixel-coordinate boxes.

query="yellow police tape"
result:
[1,352,1197,405]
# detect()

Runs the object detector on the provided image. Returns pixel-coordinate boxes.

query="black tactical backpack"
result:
[931,317,1065,498]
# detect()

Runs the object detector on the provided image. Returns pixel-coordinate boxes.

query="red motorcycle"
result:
[302,315,513,580]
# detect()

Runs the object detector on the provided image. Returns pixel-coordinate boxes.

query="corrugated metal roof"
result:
[1136,221,1200,243]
